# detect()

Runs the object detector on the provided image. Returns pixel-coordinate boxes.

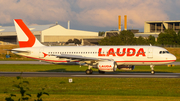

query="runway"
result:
[0,61,179,78]
[0,72,180,78]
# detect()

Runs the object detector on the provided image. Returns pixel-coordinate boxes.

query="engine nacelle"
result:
[117,65,135,70]
[98,61,117,72]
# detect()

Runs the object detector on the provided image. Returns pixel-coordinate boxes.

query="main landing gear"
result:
[85,65,106,74]
[86,69,93,74]
[150,65,155,74]
[86,65,93,74]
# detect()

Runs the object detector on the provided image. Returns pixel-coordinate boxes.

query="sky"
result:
[0,0,180,32]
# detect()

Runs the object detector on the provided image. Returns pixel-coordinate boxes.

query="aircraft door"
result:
[147,48,153,58]
[39,48,44,58]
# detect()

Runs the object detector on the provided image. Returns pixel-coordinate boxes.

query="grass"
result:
[1,77,180,100]
[0,64,180,73]
[0,45,33,61]
[165,47,180,61]
[0,64,180,100]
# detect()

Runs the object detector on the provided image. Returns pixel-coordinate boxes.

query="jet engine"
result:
[98,61,117,72]
[117,65,135,70]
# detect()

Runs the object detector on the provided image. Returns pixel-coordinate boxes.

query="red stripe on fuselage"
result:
[23,56,175,64]
[116,60,176,62]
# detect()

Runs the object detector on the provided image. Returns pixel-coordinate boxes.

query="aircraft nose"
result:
[170,54,176,62]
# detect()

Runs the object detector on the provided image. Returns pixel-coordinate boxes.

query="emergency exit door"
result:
[147,48,153,58]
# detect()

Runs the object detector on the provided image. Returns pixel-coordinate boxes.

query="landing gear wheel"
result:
[151,70,155,74]
[150,65,155,75]
[98,70,105,74]
[86,69,93,74]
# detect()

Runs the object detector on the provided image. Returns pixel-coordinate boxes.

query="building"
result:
[134,20,180,40]
[0,23,99,45]
[144,21,180,33]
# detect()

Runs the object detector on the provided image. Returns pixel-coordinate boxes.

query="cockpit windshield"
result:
[159,51,169,54]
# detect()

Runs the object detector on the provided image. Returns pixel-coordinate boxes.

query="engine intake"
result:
[98,61,117,72]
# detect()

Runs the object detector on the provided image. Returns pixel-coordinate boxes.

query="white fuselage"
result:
[12,45,176,65]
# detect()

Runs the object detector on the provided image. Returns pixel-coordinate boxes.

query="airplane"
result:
[11,19,176,74]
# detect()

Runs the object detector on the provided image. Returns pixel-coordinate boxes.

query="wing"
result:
[51,54,112,61]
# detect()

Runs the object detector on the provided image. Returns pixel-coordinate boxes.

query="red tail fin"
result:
[14,19,44,48]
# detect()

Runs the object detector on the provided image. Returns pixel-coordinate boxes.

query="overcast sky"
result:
[0,0,180,32]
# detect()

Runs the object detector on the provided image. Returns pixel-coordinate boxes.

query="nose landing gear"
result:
[150,65,155,74]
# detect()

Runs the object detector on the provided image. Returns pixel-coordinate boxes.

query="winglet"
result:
[14,19,44,48]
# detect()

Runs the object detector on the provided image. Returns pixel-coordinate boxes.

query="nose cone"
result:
[170,54,176,62]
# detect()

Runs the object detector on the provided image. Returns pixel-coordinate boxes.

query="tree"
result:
[98,31,105,36]
[66,39,81,44]
[99,30,138,45]
[136,36,148,45]
[99,35,123,45]
[177,30,180,45]
[157,29,178,46]
[65,39,73,44]
[73,38,81,44]
[99,30,156,45]
[119,30,135,45]
[98,37,110,45]
[148,35,156,45]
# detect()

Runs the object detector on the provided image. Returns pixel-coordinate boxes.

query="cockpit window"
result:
[159,51,169,54]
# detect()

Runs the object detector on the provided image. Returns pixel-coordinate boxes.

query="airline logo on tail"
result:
[14,19,44,48]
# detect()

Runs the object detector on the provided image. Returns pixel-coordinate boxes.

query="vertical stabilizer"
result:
[14,19,44,48]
